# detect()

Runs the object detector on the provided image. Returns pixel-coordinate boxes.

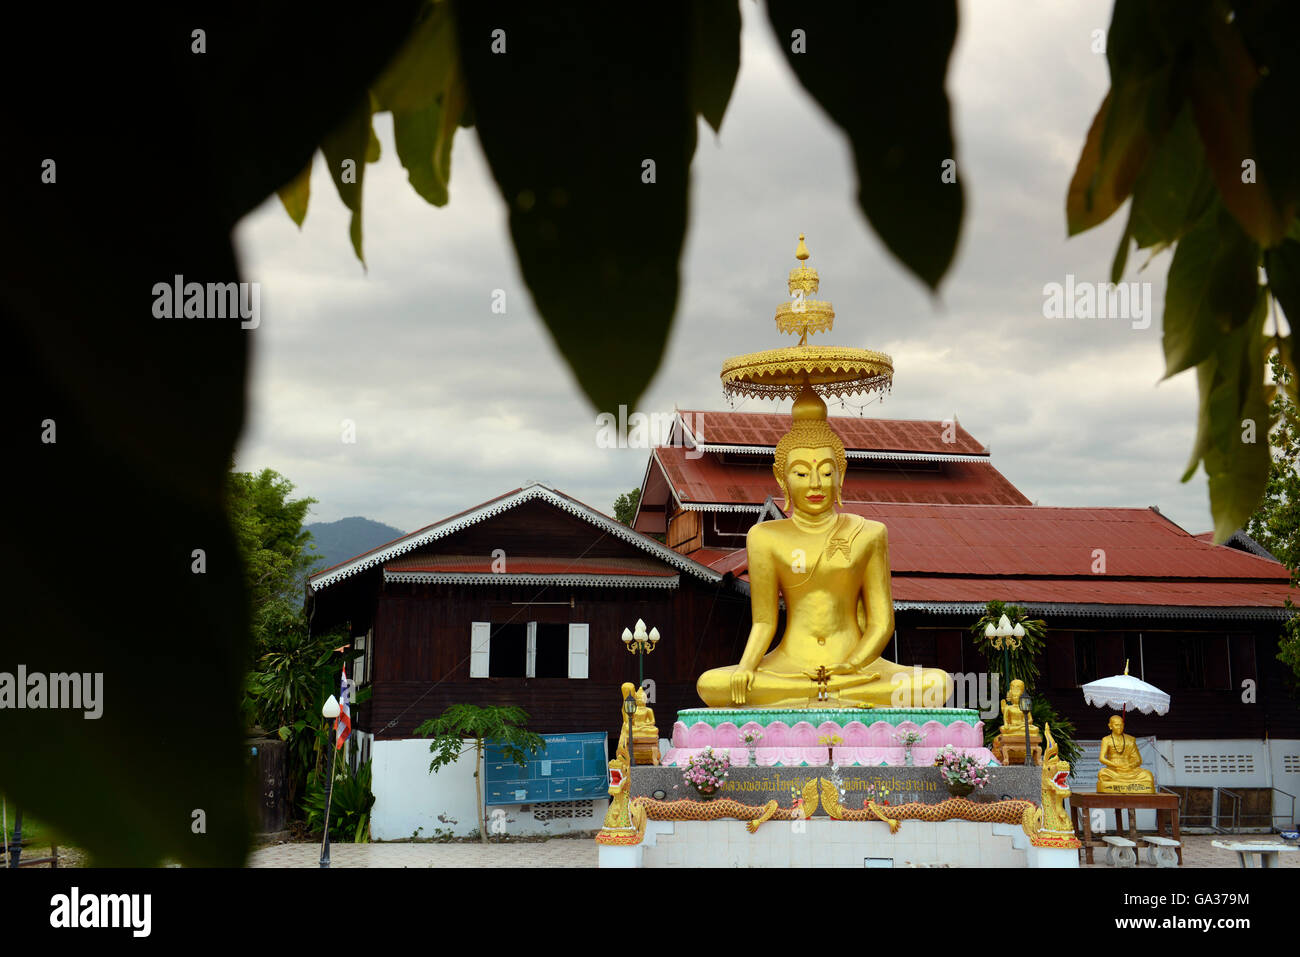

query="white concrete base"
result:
[626,818,1034,867]
[1026,845,1081,868]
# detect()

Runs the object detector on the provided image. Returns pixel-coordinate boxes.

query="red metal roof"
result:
[383,555,675,577]
[679,409,989,455]
[841,503,1287,579]
[691,503,1291,608]
[652,445,1032,507]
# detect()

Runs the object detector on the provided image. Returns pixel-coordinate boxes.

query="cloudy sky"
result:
[233,0,1220,538]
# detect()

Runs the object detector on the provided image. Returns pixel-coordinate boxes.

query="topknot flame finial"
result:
[795,233,810,261]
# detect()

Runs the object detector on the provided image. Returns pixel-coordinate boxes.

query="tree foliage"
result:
[613,488,642,526]
[1068,0,1300,544]
[1244,353,1300,683]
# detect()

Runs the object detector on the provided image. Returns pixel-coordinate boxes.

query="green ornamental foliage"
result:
[970,602,1081,774]
[1068,0,1300,544]
[303,759,376,843]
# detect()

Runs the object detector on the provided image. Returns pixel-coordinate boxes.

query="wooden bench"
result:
[1102,835,1137,867]
[1142,835,1181,868]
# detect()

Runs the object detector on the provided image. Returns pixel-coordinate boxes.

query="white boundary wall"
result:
[370,738,607,840]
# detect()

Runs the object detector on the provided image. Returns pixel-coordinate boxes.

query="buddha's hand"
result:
[730,669,756,705]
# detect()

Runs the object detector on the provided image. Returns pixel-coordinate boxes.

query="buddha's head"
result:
[773,387,847,514]
[1108,714,1125,734]
[1006,678,1025,703]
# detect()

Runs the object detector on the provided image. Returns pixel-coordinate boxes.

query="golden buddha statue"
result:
[998,679,1040,738]
[992,678,1042,764]
[630,684,661,765]
[1096,714,1155,793]
[696,388,952,709]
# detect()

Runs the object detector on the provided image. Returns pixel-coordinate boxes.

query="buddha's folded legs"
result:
[697,658,952,709]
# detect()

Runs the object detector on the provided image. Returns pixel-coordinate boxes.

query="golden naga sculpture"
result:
[1022,723,1081,848]
[597,687,646,845]
[699,235,950,710]
[992,678,1043,765]
[1096,714,1155,794]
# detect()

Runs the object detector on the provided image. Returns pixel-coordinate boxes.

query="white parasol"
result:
[1081,660,1170,716]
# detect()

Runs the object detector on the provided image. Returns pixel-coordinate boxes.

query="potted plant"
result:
[934,745,991,798]
[741,730,763,766]
[893,728,926,766]
[683,746,731,799]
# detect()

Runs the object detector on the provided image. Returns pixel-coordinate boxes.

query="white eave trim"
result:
[384,571,680,589]
[678,503,766,513]
[695,442,989,463]
[893,600,1295,621]
[309,484,722,593]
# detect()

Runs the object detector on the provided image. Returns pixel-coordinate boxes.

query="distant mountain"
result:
[305,516,405,571]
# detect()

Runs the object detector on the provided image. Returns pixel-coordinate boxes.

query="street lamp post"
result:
[319,693,341,869]
[621,618,660,688]
[1019,692,1033,767]
[623,691,638,770]
[984,613,1025,696]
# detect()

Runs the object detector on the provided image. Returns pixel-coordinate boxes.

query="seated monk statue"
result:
[1096,714,1155,793]
[998,678,1041,741]
[697,388,952,709]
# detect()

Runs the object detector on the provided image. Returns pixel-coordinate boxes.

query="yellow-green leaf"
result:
[321,98,376,264]
[277,160,312,228]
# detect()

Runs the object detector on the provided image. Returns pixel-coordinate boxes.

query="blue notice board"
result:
[484,732,608,805]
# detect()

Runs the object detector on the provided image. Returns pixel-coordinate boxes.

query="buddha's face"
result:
[783,445,841,516]
[1108,715,1125,734]
[1008,679,1024,699]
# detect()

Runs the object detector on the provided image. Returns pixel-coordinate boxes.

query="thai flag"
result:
[335,664,352,751]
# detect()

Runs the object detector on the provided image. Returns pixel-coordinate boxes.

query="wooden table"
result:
[1070,791,1182,865]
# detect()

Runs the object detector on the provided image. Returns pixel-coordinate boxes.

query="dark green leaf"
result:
[1186,6,1287,246]
[766,1,962,290]
[690,0,741,134]
[1128,106,1215,248]
[321,97,379,264]
[1182,291,1270,542]
[1162,199,1261,379]
[453,3,695,410]
[1266,240,1300,335]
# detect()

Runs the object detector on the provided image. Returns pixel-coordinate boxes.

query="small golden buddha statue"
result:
[623,681,661,765]
[998,679,1040,739]
[696,388,952,709]
[1096,714,1155,793]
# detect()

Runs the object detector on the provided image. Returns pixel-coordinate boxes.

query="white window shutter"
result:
[353,654,365,686]
[568,623,589,679]
[526,622,537,678]
[470,622,491,678]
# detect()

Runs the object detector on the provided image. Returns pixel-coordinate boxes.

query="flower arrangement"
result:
[818,733,843,764]
[742,730,763,747]
[893,729,926,748]
[683,746,730,797]
[894,728,926,766]
[934,745,991,796]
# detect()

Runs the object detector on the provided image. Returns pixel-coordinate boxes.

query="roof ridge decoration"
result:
[309,483,722,593]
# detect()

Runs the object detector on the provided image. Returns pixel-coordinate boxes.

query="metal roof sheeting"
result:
[679,410,989,455]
